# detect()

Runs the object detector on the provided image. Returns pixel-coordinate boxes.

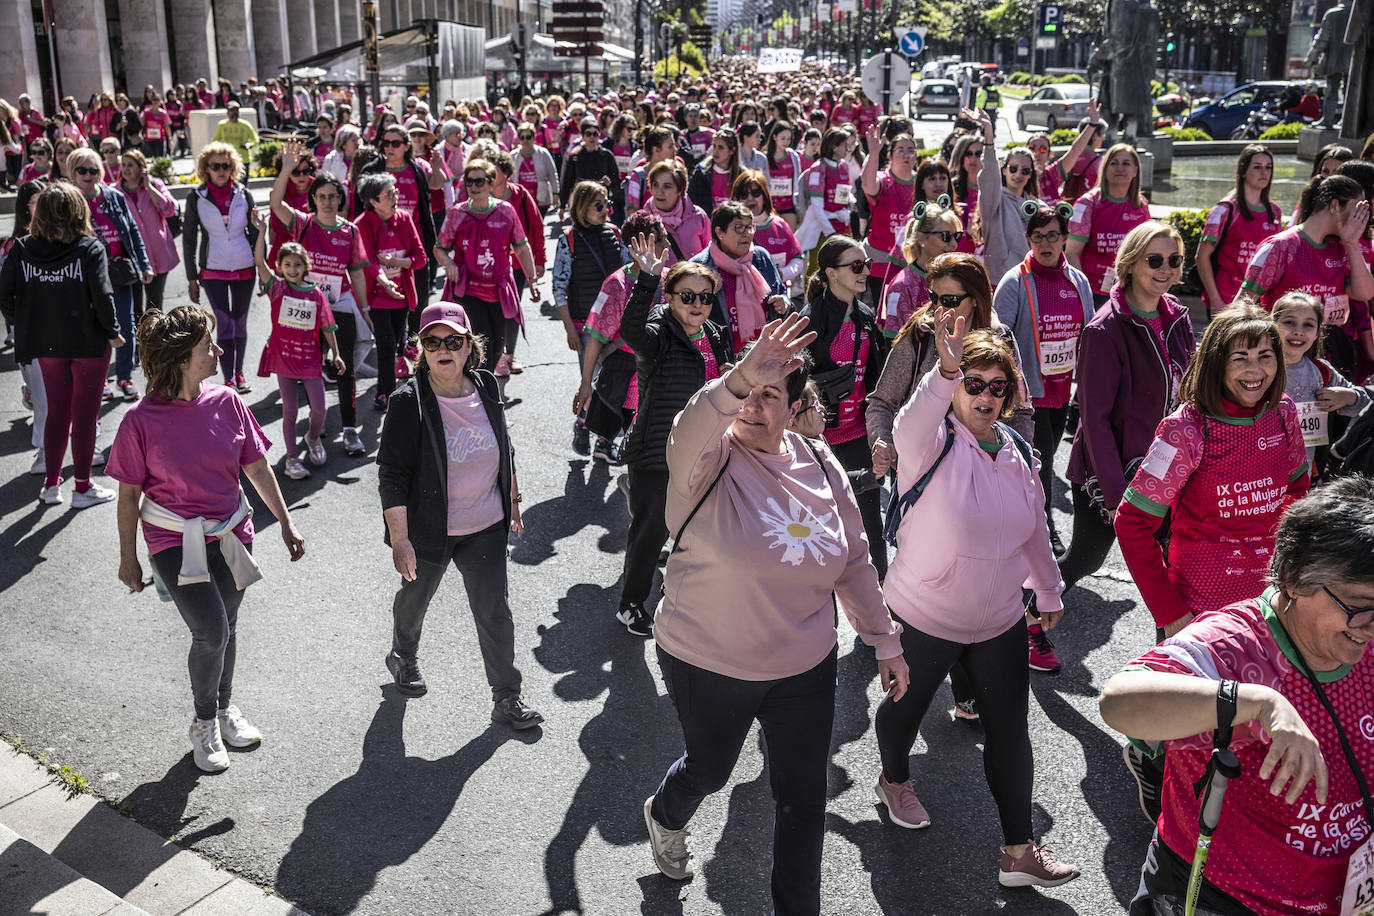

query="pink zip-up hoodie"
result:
[885,365,1064,643]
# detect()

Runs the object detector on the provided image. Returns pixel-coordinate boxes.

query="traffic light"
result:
[1165,34,1176,53]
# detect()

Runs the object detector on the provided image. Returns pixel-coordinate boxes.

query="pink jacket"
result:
[655,378,903,681]
[117,179,181,276]
[885,366,1064,643]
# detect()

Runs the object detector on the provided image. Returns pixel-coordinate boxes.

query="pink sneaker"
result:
[1028,623,1061,674]
[396,355,412,379]
[874,773,931,829]
[998,842,1080,887]
[494,353,512,377]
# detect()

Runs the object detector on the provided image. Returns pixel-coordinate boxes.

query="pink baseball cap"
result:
[418,301,471,336]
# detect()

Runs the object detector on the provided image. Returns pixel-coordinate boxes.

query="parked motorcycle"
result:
[1230,101,1282,140]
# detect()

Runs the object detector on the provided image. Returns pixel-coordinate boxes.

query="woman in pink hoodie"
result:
[872,310,1080,890]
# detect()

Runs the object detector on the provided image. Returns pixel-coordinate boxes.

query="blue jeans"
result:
[112,283,136,381]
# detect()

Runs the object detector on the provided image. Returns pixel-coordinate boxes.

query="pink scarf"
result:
[709,240,769,344]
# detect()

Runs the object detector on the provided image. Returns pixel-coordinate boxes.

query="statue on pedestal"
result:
[1307,0,1354,129]
[1341,0,1373,140]
[1088,0,1160,141]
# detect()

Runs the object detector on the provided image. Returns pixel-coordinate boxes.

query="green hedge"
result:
[1259,121,1304,140]
[148,157,175,181]
[1166,208,1207,295]
[1161,126,1211,142]
[1058,74,1086,84]
[1048,128,1079,145]
[1007,71,1033,85]
[1149,80,1180,98]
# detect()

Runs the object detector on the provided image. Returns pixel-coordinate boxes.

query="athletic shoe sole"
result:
[385,653,427,697]
[1122,743,1163,826]
[1028,660,1062,674]
[998,867,1080,888]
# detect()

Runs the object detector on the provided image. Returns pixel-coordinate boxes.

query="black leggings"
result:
[151,542,250,722]
[1058,483,1117,592]
[1032,404,1070,523]
[621,465,669,608]
[875,617,1033,845]
[459,295,505,373]
[333,311,358,427]
[829,436,886,580]
[372,307,410,397]
[131,271,170,323]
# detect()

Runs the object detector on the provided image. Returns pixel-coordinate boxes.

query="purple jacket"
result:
[1066,285,1196,510]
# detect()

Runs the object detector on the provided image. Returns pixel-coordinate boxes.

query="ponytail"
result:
[1298,173,1363,223]
[806,235,863,303]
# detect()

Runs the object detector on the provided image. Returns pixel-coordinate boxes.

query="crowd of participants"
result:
[8,53,1374,915]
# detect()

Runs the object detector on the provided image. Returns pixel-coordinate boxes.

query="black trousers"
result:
[372,307,410,397]
[389,522,522,701]
[458,295,505,373]
[829,436,886,580]
[1032,404,1070,524]
[1058,483,1117,591]
[130,271,170,323]
[621,465,669,608]
[333,311,359,428]
[875,617,1034,845]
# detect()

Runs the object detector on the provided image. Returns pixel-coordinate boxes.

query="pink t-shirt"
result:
[1068,188,1151,293]
[693,331,720,381]
[1025,259,1085,408]
[710,167,732,211]
[804,160,853,235]
[1244,226,1353,321]
[435,392,504,536]
[388,161,429,220]
[866,172,916,281]
[86,195,124,259]
[823,318,871,446]
[582,268,640,352]
[687,128,715,161]
[1203,198,1283,307]
[879,262,928,337]
[141,108,171,141]
[436,199,527,302]
[259,277,336,379]
[753,215,802,270]
[767,153,798,212]
[1124,593,1374,916]
[516,155,539,200]
[268,185,311,267]
[107,385,271,556]
[288,209,369,301]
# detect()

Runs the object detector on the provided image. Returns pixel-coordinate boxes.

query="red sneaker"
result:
[1027,623,1061,674]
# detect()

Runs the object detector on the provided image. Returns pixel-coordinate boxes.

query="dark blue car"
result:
[1183,82,1294,138]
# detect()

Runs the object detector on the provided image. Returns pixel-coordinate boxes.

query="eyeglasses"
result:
[669,289,713,304]
[207,161,233,172]
[930,292,972,309]
[921,230,965,245]
[382,139,407,148]
[961,377,1012,397]
[293,166,316,176]
[1323,586,1374,629]
[836,258,872,274]
[1144,253,1184,270]
[1006,164,1033,176]
[739,187,765,199]
[1029,231,1063,244]
[892,146,919,157]
[464,175,489,186]
[420,334,468,351]
[74,166,101,177]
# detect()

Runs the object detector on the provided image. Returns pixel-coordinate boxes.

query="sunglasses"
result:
[74,166,101,177]
[382,139,407,148]
[293,166,316,176]
[669,289,712,305]
[464,175,489,186]
[962,377,1011,397]
[1029,231,1063,244]
[207,161,233,172]
[1324,586,1374,629]
[921,230,965,245]
[593,201,606,212]
[1028,145,1050,154]
[1006,165,1033,176]
[740,187,765,199]
[582,129,599,136]
[420,333,468,351]
[836,258,872,274]
[965,148,983,158]
[930,292,972,309]
[29,149,47,156]
[1144,253,1184,270]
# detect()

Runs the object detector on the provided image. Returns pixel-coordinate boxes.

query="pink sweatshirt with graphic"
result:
[655,377,903,681]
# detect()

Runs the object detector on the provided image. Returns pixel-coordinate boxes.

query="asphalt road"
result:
[0,210,1164,915]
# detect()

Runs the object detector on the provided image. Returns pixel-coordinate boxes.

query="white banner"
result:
[758,47,804,72]
[837,0,858,11]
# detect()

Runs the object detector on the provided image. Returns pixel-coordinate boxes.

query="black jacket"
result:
[686,163,719,216]
[800,288,889,399]
[377,369,515,564]
[0,235,119,363]
[559,145,620,211]
[359,156,437,261]
[619,271,734,471]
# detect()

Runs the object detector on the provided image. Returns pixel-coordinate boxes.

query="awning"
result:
[485,32,636,74]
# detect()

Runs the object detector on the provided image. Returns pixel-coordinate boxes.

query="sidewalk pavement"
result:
[0,747,309,916]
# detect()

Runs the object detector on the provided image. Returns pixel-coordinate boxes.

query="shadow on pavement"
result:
[273,687,526,915]
[510,460,629,565]
[532,581,680,915]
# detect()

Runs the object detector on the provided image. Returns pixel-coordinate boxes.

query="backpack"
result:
[1060,152,1100,204]
[882,418,1032,545]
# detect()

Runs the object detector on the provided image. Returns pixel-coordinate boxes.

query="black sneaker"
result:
[492,696,544,730]
[616,602,653,637]
[572,422,591,455]
[1122,743,1164,826]
[1048,524,1067,560]
[385,652,427,697]
[593,437,623,464]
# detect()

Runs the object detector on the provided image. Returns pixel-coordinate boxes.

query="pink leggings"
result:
[279,376,327,458]
[39,354,110,486]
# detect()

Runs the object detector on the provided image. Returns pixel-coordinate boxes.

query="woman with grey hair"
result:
[1100,475,1374,916]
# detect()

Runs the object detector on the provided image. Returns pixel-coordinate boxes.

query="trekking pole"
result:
[1185,747,1240,916]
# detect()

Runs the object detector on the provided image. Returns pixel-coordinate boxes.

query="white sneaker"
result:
[188,718,229,772]
[71,482,116,509]
[29,449,45,476]
[342,427,365,456]
[90,449,106,468]
[305,436,326,467]
[216,705,262,748]
[38,484,63,505]
[284,457,310,479]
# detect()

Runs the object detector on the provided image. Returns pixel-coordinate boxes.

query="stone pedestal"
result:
[1298,125,1344,161]
[1136,150,1155,192]
[1135,134,1173,174]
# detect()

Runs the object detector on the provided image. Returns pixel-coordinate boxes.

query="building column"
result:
[284,0,317,61]
[317,0,342,51]
[170,0,219,87]
[51,0,115,101]
[251,0,290,76]
[117,0,174,96]
[213,0,256,84]
[0,0,43,105]
[338,0,360,42]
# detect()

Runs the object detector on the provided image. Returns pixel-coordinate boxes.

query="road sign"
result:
[1017,36,1029,57]
[1038,3,1063,33]
[861,52,912,113]
[896,27,926,57]
[1035,36,1056,50]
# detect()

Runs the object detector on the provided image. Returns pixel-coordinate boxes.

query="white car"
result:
[1015,82,1093,131]
[913,80,960,120]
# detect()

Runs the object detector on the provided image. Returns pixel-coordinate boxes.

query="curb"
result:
[0,747,308,915]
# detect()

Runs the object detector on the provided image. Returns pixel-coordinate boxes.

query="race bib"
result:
[771,250,787,267]
[1099,266,1118,294]
[691,143,706,157]
[146,125,162,139]
[307,270,340,304]
[615,154,632,173]
[1039,337,1076,376]
[1341,832,1374,916]
[768,176,792,197]
[1325,294,1351,326]
[382,248,406,279]
[1297,400,1330,447]
[834,184,855,206]
[279,295,317,331]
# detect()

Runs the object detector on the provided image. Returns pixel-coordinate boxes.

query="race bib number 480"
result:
[1297,400,1330,447]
